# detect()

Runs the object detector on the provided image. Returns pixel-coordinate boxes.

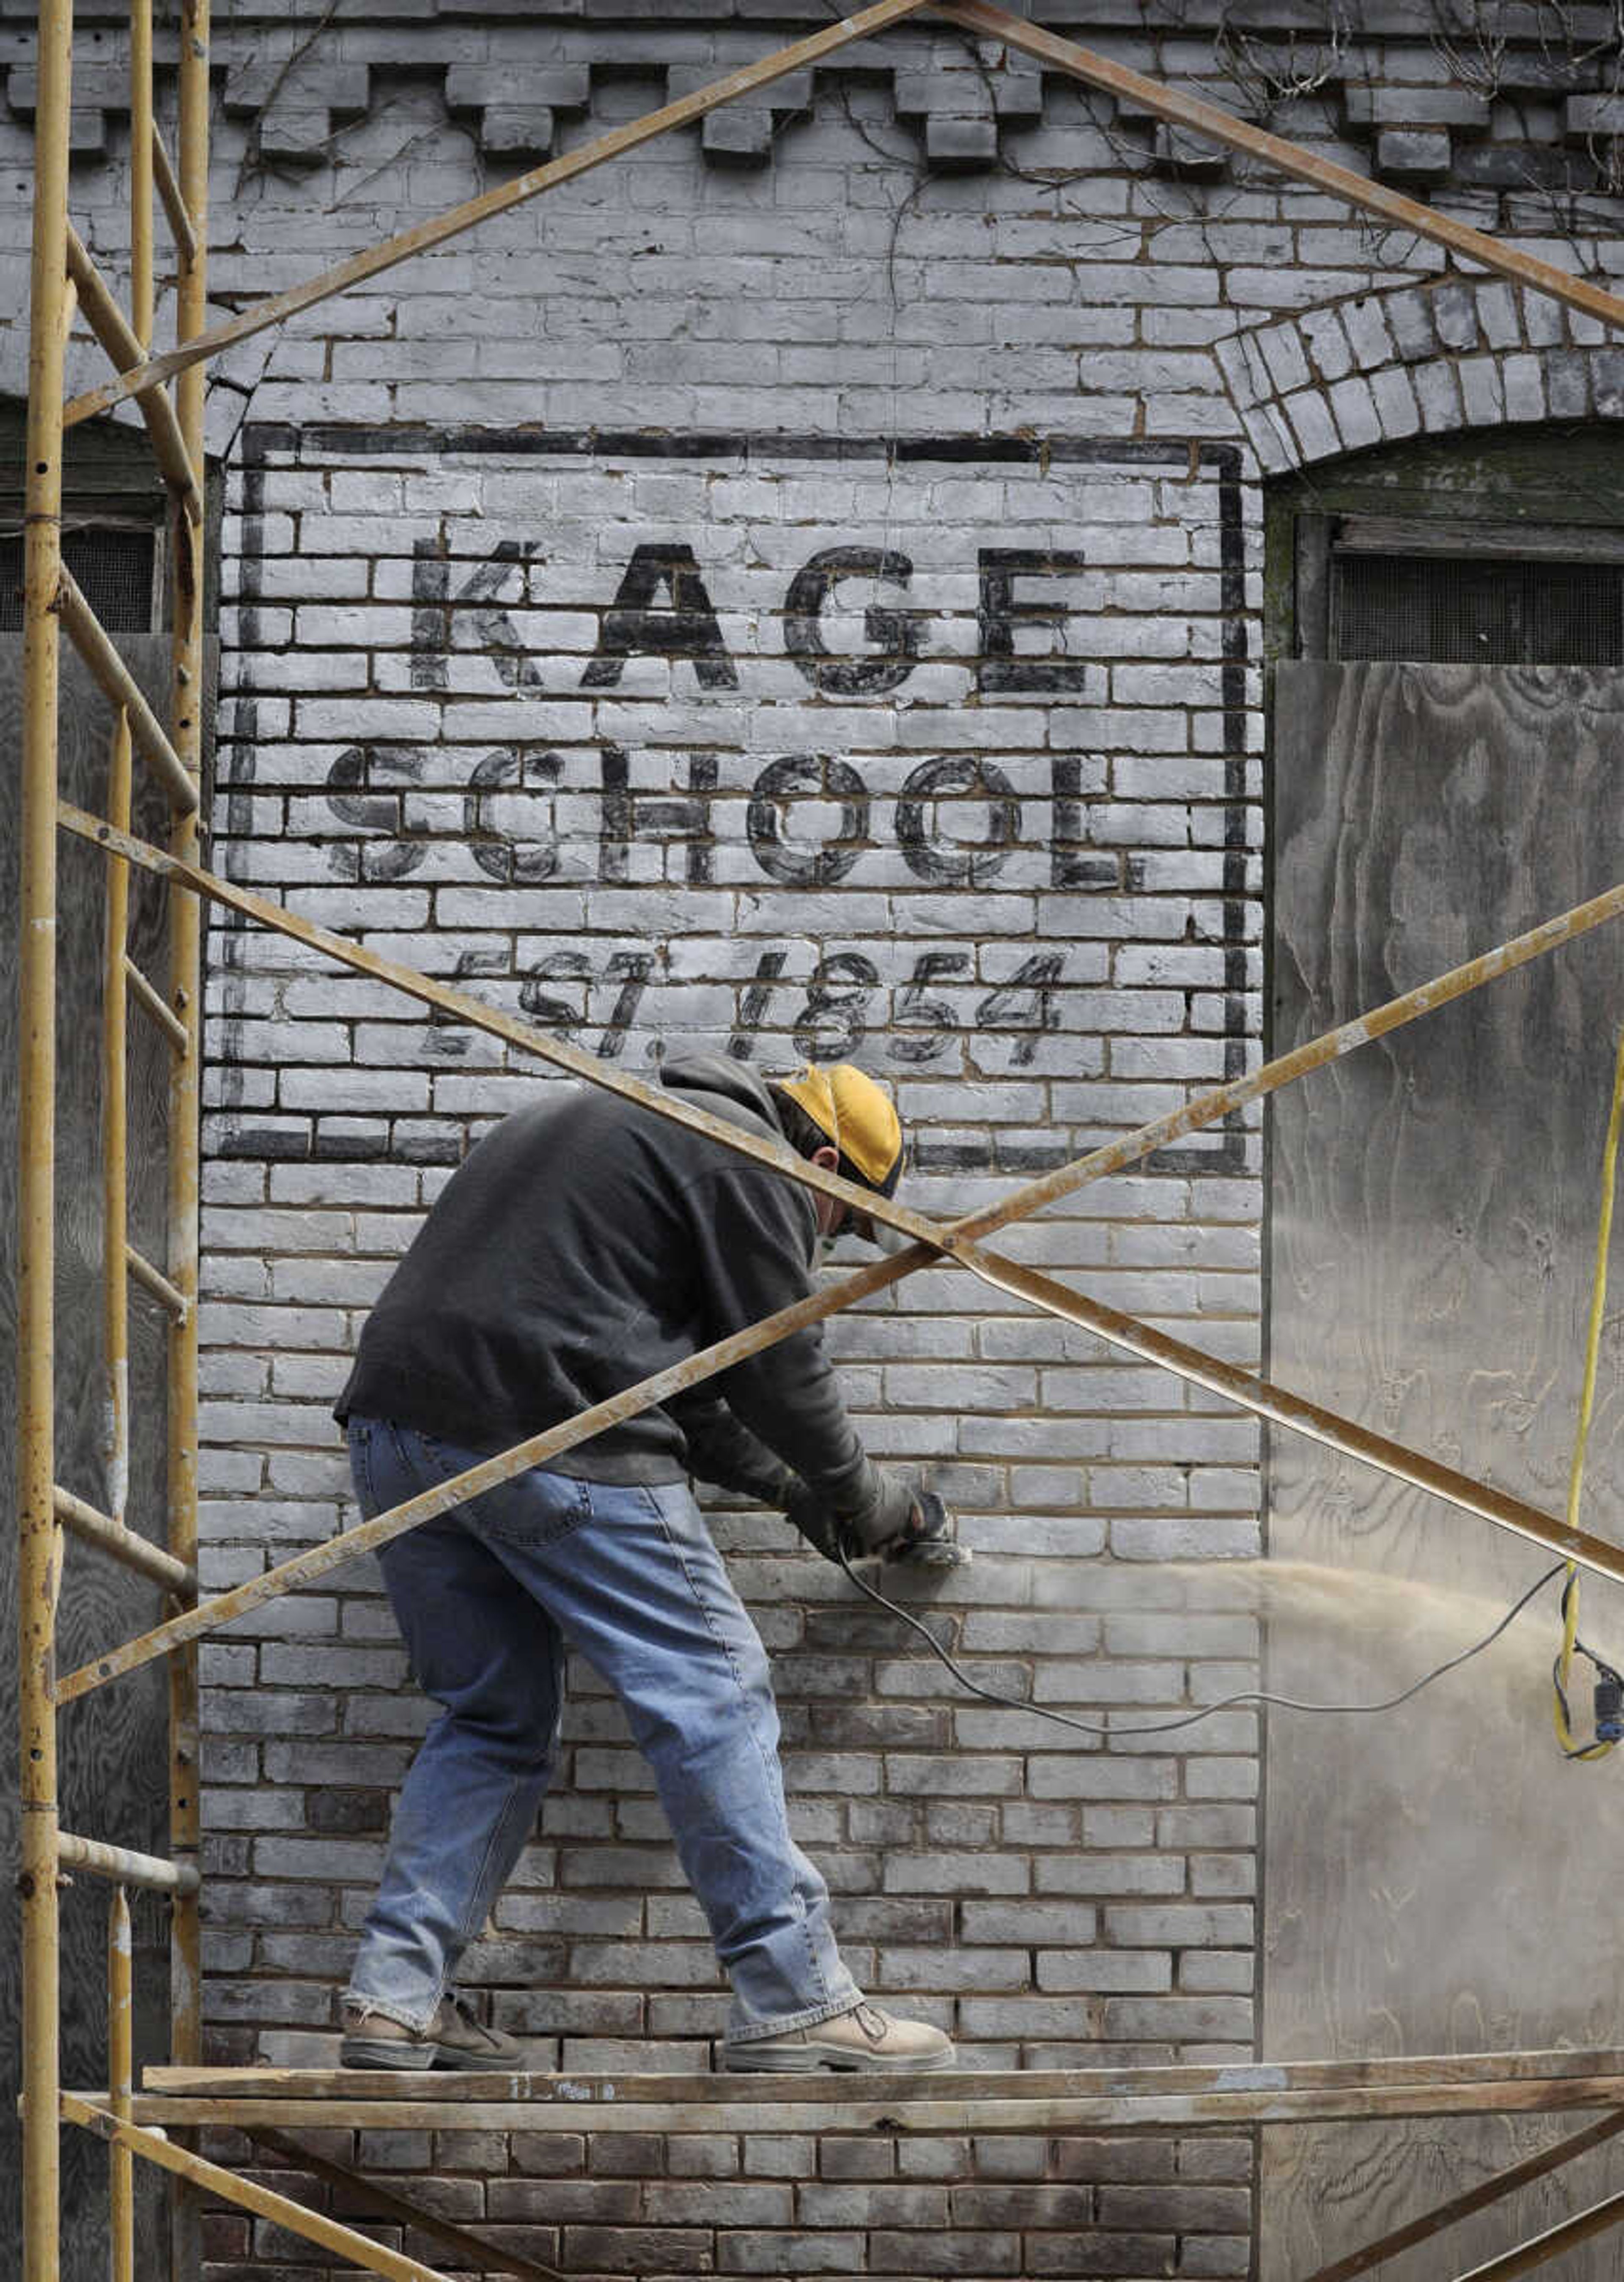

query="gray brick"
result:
[1105,1903,1254,1947]
[1179,1950,1254,1993]
[959,1900,1097,1944]
[869,2228,1021,2274]
[1460,352,1506,423]
[950,2183,1096,2226]
[487,2179,643,2222]
[252,1836,386,1880]
[877,1947,1030,1991]
[1035,1951,1173,1993]
[744,2137,820,2179]
[883,1852,1030,1895]
[668,2137,741,2177]
[796,2183,949,2227]
[1501,352,1546,421]
[1035,1854,1186,1897]
[718,2230,866,2274]
[957,1997,1103,2040]
[897,2137,973,2180]
[1097,2182,1252,2230]
[1025,2230,1176,2274]
[1345,83,1488,130]
[1547,351,1592,419]
[1100,1995,1254,2042]
[1369,363,1421,438]
[1412,359,1465,439]
[1298,307,1352,381]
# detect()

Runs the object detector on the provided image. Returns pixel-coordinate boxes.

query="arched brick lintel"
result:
[1216,275,1624,476]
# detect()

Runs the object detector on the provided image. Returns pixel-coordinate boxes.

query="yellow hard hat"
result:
[775,1062,903,1196]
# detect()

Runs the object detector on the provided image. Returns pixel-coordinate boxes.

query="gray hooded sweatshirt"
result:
[334,1053,873,1514]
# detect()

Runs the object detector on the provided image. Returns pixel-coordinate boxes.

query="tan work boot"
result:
[340,1993,522,2071]
[723,2000,955,2074]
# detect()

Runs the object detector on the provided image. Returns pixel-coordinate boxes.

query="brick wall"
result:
[205,2122,1253,2276]
[8,0,1624,2271]
[199,422,1267,2084]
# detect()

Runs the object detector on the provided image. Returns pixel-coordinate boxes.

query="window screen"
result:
[0,523,159,633]
[1333,551,1624,667]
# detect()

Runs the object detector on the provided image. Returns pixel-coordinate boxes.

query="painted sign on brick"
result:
[219,427,1256,1174]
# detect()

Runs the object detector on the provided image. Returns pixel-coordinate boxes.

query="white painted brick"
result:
[1501,351,1547,420]
[1415,358,1465,430]
[1459,352,1506,423]
[0,78,1495,2145]
[1327,373,1382,450]
[1369,362,1421,439]
[1281,386,1340,459]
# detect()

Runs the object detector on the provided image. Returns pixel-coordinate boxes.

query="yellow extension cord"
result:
[1552,1028,1624,1762]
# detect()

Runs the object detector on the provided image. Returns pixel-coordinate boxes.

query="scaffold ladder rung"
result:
[58,1832,200,1895]
[123,957,189,1053]
[53,1487,197,1595]
[125,1243,188,1322]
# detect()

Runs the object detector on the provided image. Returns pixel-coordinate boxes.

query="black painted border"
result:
[230,424,1252,1176]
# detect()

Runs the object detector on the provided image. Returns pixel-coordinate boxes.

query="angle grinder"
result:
[886,1488,971,1569]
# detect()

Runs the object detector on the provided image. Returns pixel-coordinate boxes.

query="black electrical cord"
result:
[836,1545,1569,1737]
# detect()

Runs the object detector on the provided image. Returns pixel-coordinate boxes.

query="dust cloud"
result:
[1199,1556,1624,1740]
[1024,1550,1624,1732]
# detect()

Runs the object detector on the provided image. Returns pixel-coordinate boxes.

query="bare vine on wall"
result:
[230,0,345,196]
[229,0,475,207]
[1210,4,1353,123]
[221,0,1624,319]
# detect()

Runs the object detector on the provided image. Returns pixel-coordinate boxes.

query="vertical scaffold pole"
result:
[104,710,133,1530]
[167,0,209,2271]
[19,0,72,2276]
[109,1885,136,2282]
[129,0,154,351]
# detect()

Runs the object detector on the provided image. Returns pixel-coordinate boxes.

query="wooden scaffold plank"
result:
[138,2048,1624,2102]
[60,2050,1624,2140]
[70,2072,1624,2137]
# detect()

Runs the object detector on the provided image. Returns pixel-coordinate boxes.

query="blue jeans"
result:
[343,1416,861,2043]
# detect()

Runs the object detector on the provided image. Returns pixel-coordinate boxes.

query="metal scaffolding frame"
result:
[16,0,1624,2275]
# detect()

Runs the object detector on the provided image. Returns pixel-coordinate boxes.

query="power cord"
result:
[1550,1030,1624,1762]
[837,1544,1569,1737]
[1553,1571,1624,1761]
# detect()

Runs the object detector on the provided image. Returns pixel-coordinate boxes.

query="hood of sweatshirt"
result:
[657,1050,785,1135]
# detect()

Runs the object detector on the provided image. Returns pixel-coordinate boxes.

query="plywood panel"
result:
[1262,662,1624,2280]
[1,638,178,2279]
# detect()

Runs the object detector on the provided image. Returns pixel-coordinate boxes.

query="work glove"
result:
[783,1477,846,1563]
[784,1467,918,1564]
